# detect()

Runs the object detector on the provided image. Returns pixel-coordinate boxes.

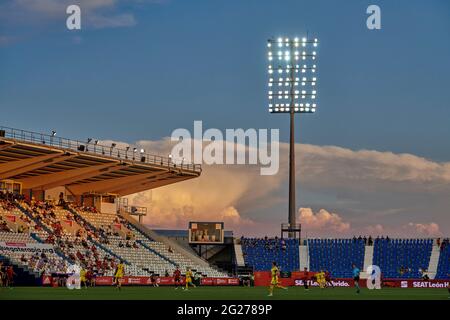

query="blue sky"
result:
[1,0,450,236]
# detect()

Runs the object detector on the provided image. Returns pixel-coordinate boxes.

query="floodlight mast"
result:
[267,36,318,239]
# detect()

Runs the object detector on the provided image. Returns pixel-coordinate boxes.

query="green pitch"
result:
[0,286,448,300]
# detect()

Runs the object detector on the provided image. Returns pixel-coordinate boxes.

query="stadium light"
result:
[266,35,319,238]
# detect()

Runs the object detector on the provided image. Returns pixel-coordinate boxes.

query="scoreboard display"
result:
[189,222,224,244]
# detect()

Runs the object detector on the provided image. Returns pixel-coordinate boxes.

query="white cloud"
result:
[298,208,351,236]
[404,222,442,237]
[103,137,450,237]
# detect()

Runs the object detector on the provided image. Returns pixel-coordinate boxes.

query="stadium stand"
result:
[308,238,365,278]
[241,237,299,272]
[435,239,450,279]
[1,192,228,279]
[0,232,68,275]
[2,191,449,282]
[373,238,433,279]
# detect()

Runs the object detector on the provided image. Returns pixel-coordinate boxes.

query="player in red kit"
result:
[173,266,182,290]
[302,267,309,291]
[6,266,16,288]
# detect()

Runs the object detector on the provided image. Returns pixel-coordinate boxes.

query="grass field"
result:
[0,286,449,300]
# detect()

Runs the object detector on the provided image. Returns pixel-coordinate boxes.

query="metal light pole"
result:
[267,36,319,238]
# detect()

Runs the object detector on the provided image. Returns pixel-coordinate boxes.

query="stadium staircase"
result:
[233,240,245,267]
[427,244,441,279]
[66,206,98,234]
[298,244,309,271]
[15,202,53,235]
[361,245,374,279]
[90,237,131,266]
[120,211,211,269]
[136,239,177,266]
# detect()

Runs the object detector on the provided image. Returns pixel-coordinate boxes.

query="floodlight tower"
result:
[267,36,319,238]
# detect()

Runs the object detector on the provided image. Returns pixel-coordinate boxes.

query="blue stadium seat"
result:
[373,238,433,279]
[241,238,299,272]
[308,238,365,278]
[435,244,450,279]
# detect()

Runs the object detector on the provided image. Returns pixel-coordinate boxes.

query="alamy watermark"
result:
[170,121,279,176]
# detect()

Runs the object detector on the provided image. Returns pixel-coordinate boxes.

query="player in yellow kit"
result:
[185,268,196,290]
[316,270,326,289]
[113,261,125,290]
[80,268,88,289]
[268,262,287,296]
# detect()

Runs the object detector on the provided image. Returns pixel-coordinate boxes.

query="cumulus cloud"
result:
[101,136,450,237]
[403,222,442,237]
[298,208,351,236]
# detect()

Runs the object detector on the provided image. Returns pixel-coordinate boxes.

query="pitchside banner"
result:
[254,271,449,289]
[45,276,240,286]
[0,241,55,254]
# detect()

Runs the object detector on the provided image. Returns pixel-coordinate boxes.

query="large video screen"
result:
[189,222,224,244]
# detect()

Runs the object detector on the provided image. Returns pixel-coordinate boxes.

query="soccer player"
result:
[113,260,125,290]
[447,274,450,299]
[173,267,182,290]
[302,267,309,291]
[185,268,196,290]
[268,261,287,297]
[80,267,88,289]
[6,265,16,289]
[325,270,334,288]
[316,270,326,289]
[352,263,361,294]
[0,262,4,288]
[150,273,159,287]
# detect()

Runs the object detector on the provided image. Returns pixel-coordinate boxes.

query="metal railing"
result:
[0,126,201,173]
